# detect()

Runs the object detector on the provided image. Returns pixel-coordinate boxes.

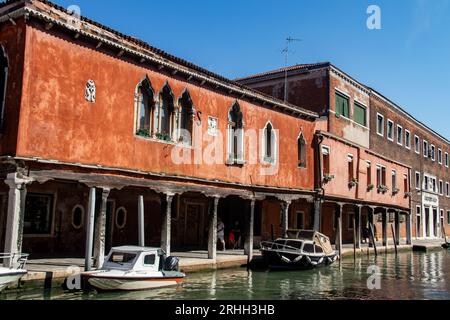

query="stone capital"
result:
[5,172,34,190]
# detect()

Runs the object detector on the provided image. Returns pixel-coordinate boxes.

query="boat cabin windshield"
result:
[108,252,137,264]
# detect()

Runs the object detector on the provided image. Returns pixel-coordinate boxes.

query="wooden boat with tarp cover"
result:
[260,230,339,270]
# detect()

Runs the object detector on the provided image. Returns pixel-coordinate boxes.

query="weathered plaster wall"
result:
[16,24,317,191]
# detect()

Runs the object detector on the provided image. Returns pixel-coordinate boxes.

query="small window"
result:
[387,120,394,141]
[297,134,307,168]
[302,243,315,253]
[403,174,409,193]
[392,170,397,191]
[430,145,436,161]
[376,114,384,136]
[335,92,349,118]
[227,101,244,164]
[445,152,449,167]
[115,207,127,229]
[263,122,276,163]
[423,140,428,158]
[447,211,450,225]
[366,161,372,188]
[314,245,324,254]
[439,180,444,196]
[438,148,442,165]
[446,182,449,197]
[322,146,330,176]
[424,176,429,191]
[71,205,85,229]
[144,254,156,265]
[415,171,421,190]
[347,154,354,183]
[397,125,403,145]
[354,102,367,126]
[405,130,411,149]
[414,135,420,154]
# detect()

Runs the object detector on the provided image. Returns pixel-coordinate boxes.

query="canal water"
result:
[2,250,449,300]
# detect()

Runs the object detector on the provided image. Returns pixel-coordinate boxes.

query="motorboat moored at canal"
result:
[82,246,185,291]
[260,230,339,270]
[0,253,29,292]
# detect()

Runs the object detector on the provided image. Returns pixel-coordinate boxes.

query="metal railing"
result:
[0,253,29,269]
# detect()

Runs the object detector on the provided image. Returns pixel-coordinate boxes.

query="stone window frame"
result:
[415,171,421,190]
[71,204,85,230]
[439,179,444,196]
[226,101,245,166]
[404,129,411,150]
[387,119,394,141]
[438,148,443,165]
[376,113,384,137]
[414,135,420,154]
[445,152,449,168]
[445,182,449,197]
[423,140,428,158]
[430,144,436,161]
[297,132,307,169]
[391,169,397,191]
[396,124,403,146]
[261,121,277,165]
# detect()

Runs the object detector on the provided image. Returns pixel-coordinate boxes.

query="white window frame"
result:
[397,124,403,146]
[405,129,411,149]
[387,119,394,141]
[414,135,420,154]
[261,121,277,165]
[445,152,449,168]
[392,170,397,190]
[446,182,449,197]
[376,113,385,137]
[430,144,436,161]
[423,140,428,158]
[439,179,444,196]
[415,171,421,190]
[438,148,442,165]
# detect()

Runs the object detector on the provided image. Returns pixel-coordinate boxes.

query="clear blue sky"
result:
[49,0,450,139]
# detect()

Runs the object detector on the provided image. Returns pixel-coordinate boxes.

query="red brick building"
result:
[0,0,440,267]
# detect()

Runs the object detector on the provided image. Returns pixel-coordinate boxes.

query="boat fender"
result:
[293,255,303,263]
[306,256,312,265]
[327,257,333,265]
[318,257,324,265]
[281,255,291,263]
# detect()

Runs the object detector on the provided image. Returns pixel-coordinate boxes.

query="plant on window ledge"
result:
[156,132,172,142]
[377,185,389,194]
[136,128,151,138]
[367,184,375,192]
[392,188,400,195]
[348,178,358,188]
[264,156,275,164]
[323,174,335,184]
[404,191,413,198]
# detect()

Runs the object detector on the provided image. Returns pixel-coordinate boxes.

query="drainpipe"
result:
[314,132,325,231]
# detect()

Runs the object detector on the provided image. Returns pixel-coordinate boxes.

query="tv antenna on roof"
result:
[282,37,301,102]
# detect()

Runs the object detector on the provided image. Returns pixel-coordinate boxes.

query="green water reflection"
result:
[2,250,449,300]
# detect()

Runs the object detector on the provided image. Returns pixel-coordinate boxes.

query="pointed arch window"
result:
[227,101,244,165]
[135,77,155,137]
[263,122,277,164]
[178,90,194,146]
[0,46,8,132]
[158,83,176,141]
[297,134,307,168]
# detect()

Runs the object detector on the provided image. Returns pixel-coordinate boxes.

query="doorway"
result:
[425,207,430,237]
[183,202,206,249]
[105,200,116,253]
[433,208,438,238]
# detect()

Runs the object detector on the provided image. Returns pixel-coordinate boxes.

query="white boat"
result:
[0,253,29,292]
[82,246,185,292]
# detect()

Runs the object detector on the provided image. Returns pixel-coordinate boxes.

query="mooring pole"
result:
[391,223,398,256]
[138,195,145,247]
[353,215,357,261]
[369,224,378,257]
[85,187,96,271]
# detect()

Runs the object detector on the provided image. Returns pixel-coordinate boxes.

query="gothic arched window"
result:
[263,122,276,163]
[298,133,307,168]
[158,83,175,141]
[135,76,155,137]
[227,101,244,164]
[178,89,194,145]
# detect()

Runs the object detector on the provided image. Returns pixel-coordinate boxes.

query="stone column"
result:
[208,197,220,260]
[244,199,256,261]
[280,201,291,237]
[406,210,412,245]
[93,188,110,269]
[382,209,388,247]
[3,173,32,268]
[368,207,375,248]
[85,187,96,271]
[356,205,362,249]
[138,195,145,247]
[395,211,400,246]
[161,193,174,257]
[336,203,343,256]
[313,198,322,232]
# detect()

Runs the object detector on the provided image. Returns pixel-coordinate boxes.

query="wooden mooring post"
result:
[353,215,357,261]
[391,223,398,256]
[369,224,378,257]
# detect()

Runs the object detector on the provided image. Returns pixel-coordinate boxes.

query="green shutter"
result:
[354,103,366,126]
[335,92,349,118]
